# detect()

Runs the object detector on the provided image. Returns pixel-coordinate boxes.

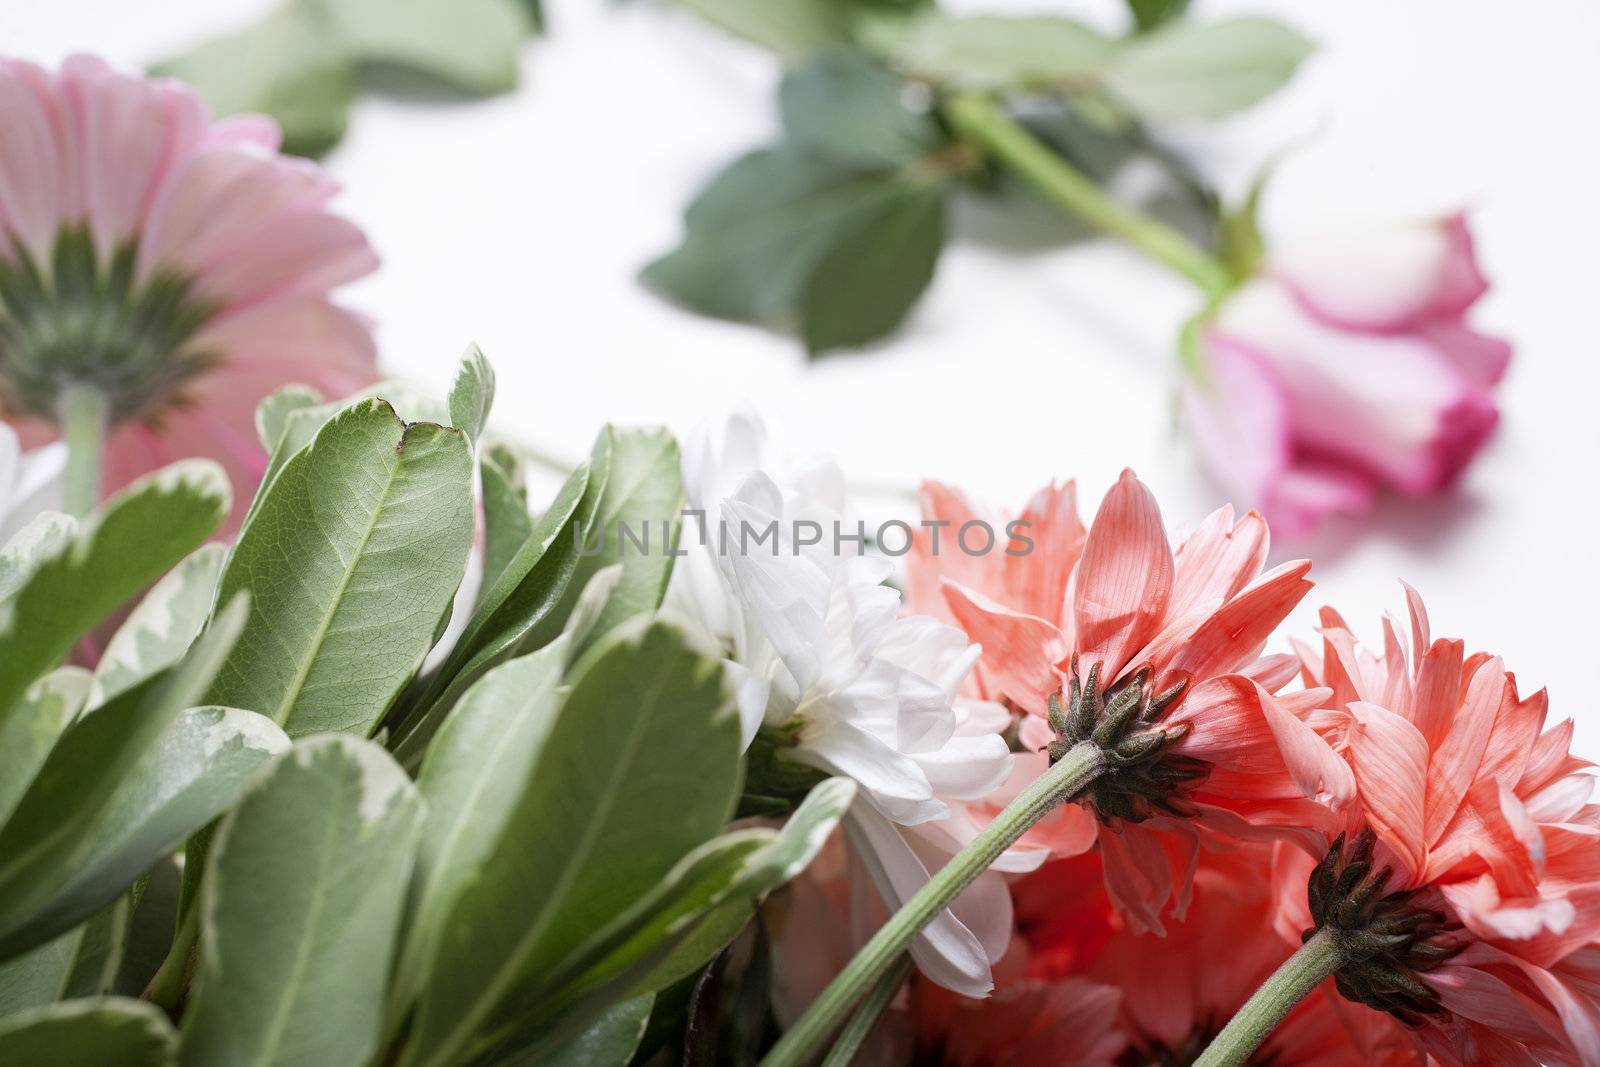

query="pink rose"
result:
[1183,215,1510,536]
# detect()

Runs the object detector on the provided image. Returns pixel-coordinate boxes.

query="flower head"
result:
[918,470,1351,931]
[0,55,378,527]
[1277,589,1600,1065]
[1183,215,1509,536]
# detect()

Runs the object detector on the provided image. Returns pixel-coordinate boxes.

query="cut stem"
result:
[819,955,914,1067]
[942,92,1234,298]
[58,383,109,517]
[1192,927,1344,1067]
[758,741,1106,1067]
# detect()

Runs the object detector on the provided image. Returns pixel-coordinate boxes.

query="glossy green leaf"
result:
[155,6,354,157]
[314,0,527,93]
[478,445,532,599]
[779,54,941,169]
[557,427,683,651]
[0,667,87,828]
[0,637,287,960]
[536,994,654,1067]
[864,12,1115,88]
[87,544,226,709]
[205,399,474,738]
[180,736,423,1067]
[447,344,496,442]
[799,179,944,353]
[0,997,176,1065]
[0,897,125,1014]
[386,641,567,1019]
[0,461,228,728]
[401,618,740,1067]
[1102,17,1314,119]
[388,454,597,764]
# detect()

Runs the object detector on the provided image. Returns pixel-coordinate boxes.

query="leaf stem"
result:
[819,955,913,1067]
[143,905,200,1015]
[1192,927,1344,1067]
[941,92,1234,298]
[59,383,109,517]
[758,741,1106,1067]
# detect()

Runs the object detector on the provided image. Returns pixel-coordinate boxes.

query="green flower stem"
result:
[819,955,914,1067]
[759,741,1107,1067]
[942,92,1234,299]
[1192,927,1344,1067]
[58,383,109,517]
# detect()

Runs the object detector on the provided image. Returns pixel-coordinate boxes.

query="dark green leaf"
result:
[86,544,226,709]
[864,12,1115,88]
[0,668,86,828]
[799,179,944,352]
[179,736,423,1067]
[478,446,532,600]
[400,618,740,1067]
[447,344,496,443]
[204,399,474,738]
[0,997,176,1065]
[779,55,941,169]
[1126,0,1189,33]
[0,897,125,1014]
[536,994,654,1067]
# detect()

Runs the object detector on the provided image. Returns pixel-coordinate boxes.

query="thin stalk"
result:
[759,741,1106,1067]
[143,905,200,1015]
[942,92,1234,299]
[819,955,914,1067]
[58,383,109,517]
[1192,927,1344,1067]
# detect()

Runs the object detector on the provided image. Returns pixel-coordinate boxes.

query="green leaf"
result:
[799,179,944,352]
[400,618,740,1067]
[155,6,354,158]
[204,399,474,738]
[0,997,176,1065]
[864,12,1115,88]
[87,544,226,710]
[0,460,229,728]
[494,780,854,1061]
[387,456,597,764]
[478,446,533,599]
[254,385,325,454]
[674,0,855,60]
[536,994,654,1067]
[558,427,683,651]
[1126,0,1189,33]
[0,897,125,1014]
[0,512,75,603]
[644,147,946,343]
[0,635,290,961]
[779,54,941,169]
[0,667,87,828]
[387,641,567,1020]
[311,0,527,94]
[1102,17,1314,120]
[447,344,496,443]
[179,736,423,1067]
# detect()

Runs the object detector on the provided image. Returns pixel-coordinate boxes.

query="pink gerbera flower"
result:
[0,54,377,528]
[1274,590,1600,1066]
[911,470,1354,931]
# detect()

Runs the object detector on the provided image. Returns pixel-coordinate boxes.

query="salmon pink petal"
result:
[908,481,989,621]
[1345,700,1429,880]
[1166,560,1313,683]
[1254,682,1355,807]
[1168,506,1269,621]
[1410,637,1465,751]
[1073,470,1172,682]
[941,579,1066,713]
[1241,652,1300,691]
[1519,717,1587,796]
[1424,657,1508,846]
[1001,480,1082,624]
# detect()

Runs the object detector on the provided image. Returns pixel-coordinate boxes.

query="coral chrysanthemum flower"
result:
[910,471,1354,931]
[1274,589,1600,1066]
[0,55,378,528]
[917,848,1421,1066]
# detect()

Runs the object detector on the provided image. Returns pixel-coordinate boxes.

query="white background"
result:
[13,0,1600,747]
